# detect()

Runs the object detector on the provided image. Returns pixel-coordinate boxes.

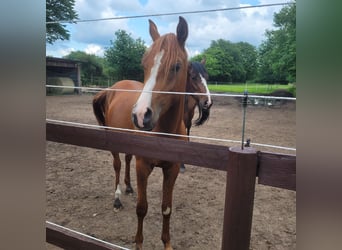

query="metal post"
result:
[241,91,248,149]
[221,146,258,250]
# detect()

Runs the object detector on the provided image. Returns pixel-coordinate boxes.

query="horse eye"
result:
[172,63,181,73]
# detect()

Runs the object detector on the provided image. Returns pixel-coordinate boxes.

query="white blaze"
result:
[133,50,164,128]
[199,73,212,106]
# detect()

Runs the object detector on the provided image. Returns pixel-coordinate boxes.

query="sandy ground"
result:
[46,93,296,250]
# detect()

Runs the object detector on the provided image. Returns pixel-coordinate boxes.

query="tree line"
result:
[48,2,295,85]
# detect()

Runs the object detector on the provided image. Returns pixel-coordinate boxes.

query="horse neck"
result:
[184,94,197,119]
[155,94,186,136]
[185,95,198,112]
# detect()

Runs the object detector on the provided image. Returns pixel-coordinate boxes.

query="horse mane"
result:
[142,33,188,84]
[190,61,208,79]
[193,107,210,126]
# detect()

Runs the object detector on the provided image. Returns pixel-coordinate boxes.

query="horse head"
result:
[186,60,212,126]
[132,16,189,132]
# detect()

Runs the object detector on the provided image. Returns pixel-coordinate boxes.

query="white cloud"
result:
[182,1,282,54]
[108,0,142,12]
[46,47,76,58]
[47,0,285,58]
[72,0,130,45]
[84,44,104,56]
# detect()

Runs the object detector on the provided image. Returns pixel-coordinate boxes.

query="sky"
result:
[46,0,291,59]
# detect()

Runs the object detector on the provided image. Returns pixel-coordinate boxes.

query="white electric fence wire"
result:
[46,119,296,152]
[46,2,294,24]
[45,85,296,101]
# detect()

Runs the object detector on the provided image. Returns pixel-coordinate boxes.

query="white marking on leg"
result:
[163,206,171,215]
[133,50,164,128]
[115,184,122,199]
[199,73,212,106]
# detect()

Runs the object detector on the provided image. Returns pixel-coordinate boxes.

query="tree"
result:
[105,30,146,81]
[64,51,105,85]
[191,39,257,83]
[46,0,78,44]
[257,3,296,83]
[235,42,258,81]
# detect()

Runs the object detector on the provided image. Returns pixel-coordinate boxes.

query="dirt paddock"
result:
[46,93,296,250]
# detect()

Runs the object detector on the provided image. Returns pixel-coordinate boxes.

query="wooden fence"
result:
[46,120,296,250]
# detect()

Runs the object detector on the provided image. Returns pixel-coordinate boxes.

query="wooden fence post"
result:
[221,146,258,250]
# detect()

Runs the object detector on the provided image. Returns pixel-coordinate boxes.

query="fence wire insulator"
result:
[241,91,248,150]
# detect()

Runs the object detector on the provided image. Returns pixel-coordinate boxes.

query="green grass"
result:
[208,83,295,95]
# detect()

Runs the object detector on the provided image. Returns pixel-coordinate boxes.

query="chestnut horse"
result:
[95,17,189,249]
[92,60,211,211]
[131,17,189,249]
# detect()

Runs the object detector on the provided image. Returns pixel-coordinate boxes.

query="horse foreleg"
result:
[161,163,180,250]
[124,154,134,194]
[180,127,190,173]
[112,152,123,211]
[135,157,153,250]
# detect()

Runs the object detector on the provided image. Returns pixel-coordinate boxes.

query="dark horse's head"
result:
[186,59,212,126]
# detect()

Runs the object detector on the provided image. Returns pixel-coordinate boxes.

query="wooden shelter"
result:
[46,57,82,94]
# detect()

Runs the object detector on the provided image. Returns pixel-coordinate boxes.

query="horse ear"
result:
[201,58,206,65]
[149,19,160,41]
[177,16,188,48]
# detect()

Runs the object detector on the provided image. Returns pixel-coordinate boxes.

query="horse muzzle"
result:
[132,106,154,131]
[202,99,213,110]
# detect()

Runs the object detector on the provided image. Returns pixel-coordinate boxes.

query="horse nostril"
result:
[132,113,139,127]
[203,100,212,109]
[143,108,153,128]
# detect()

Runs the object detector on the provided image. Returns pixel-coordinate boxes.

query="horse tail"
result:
[193,104,210,127]
[92,91,108,126]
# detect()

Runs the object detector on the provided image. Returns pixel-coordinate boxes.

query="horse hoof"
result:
[180,165,186,173]
[125,185,134,195]
[164,242,173,250]
[113,198,123,212]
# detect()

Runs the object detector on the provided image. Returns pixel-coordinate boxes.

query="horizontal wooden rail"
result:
[258,152,296,190]
[46,221,129,250]
[46,121,230,171]
[46,121,296,190]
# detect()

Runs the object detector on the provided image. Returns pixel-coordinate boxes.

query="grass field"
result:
[208,83,295,95]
